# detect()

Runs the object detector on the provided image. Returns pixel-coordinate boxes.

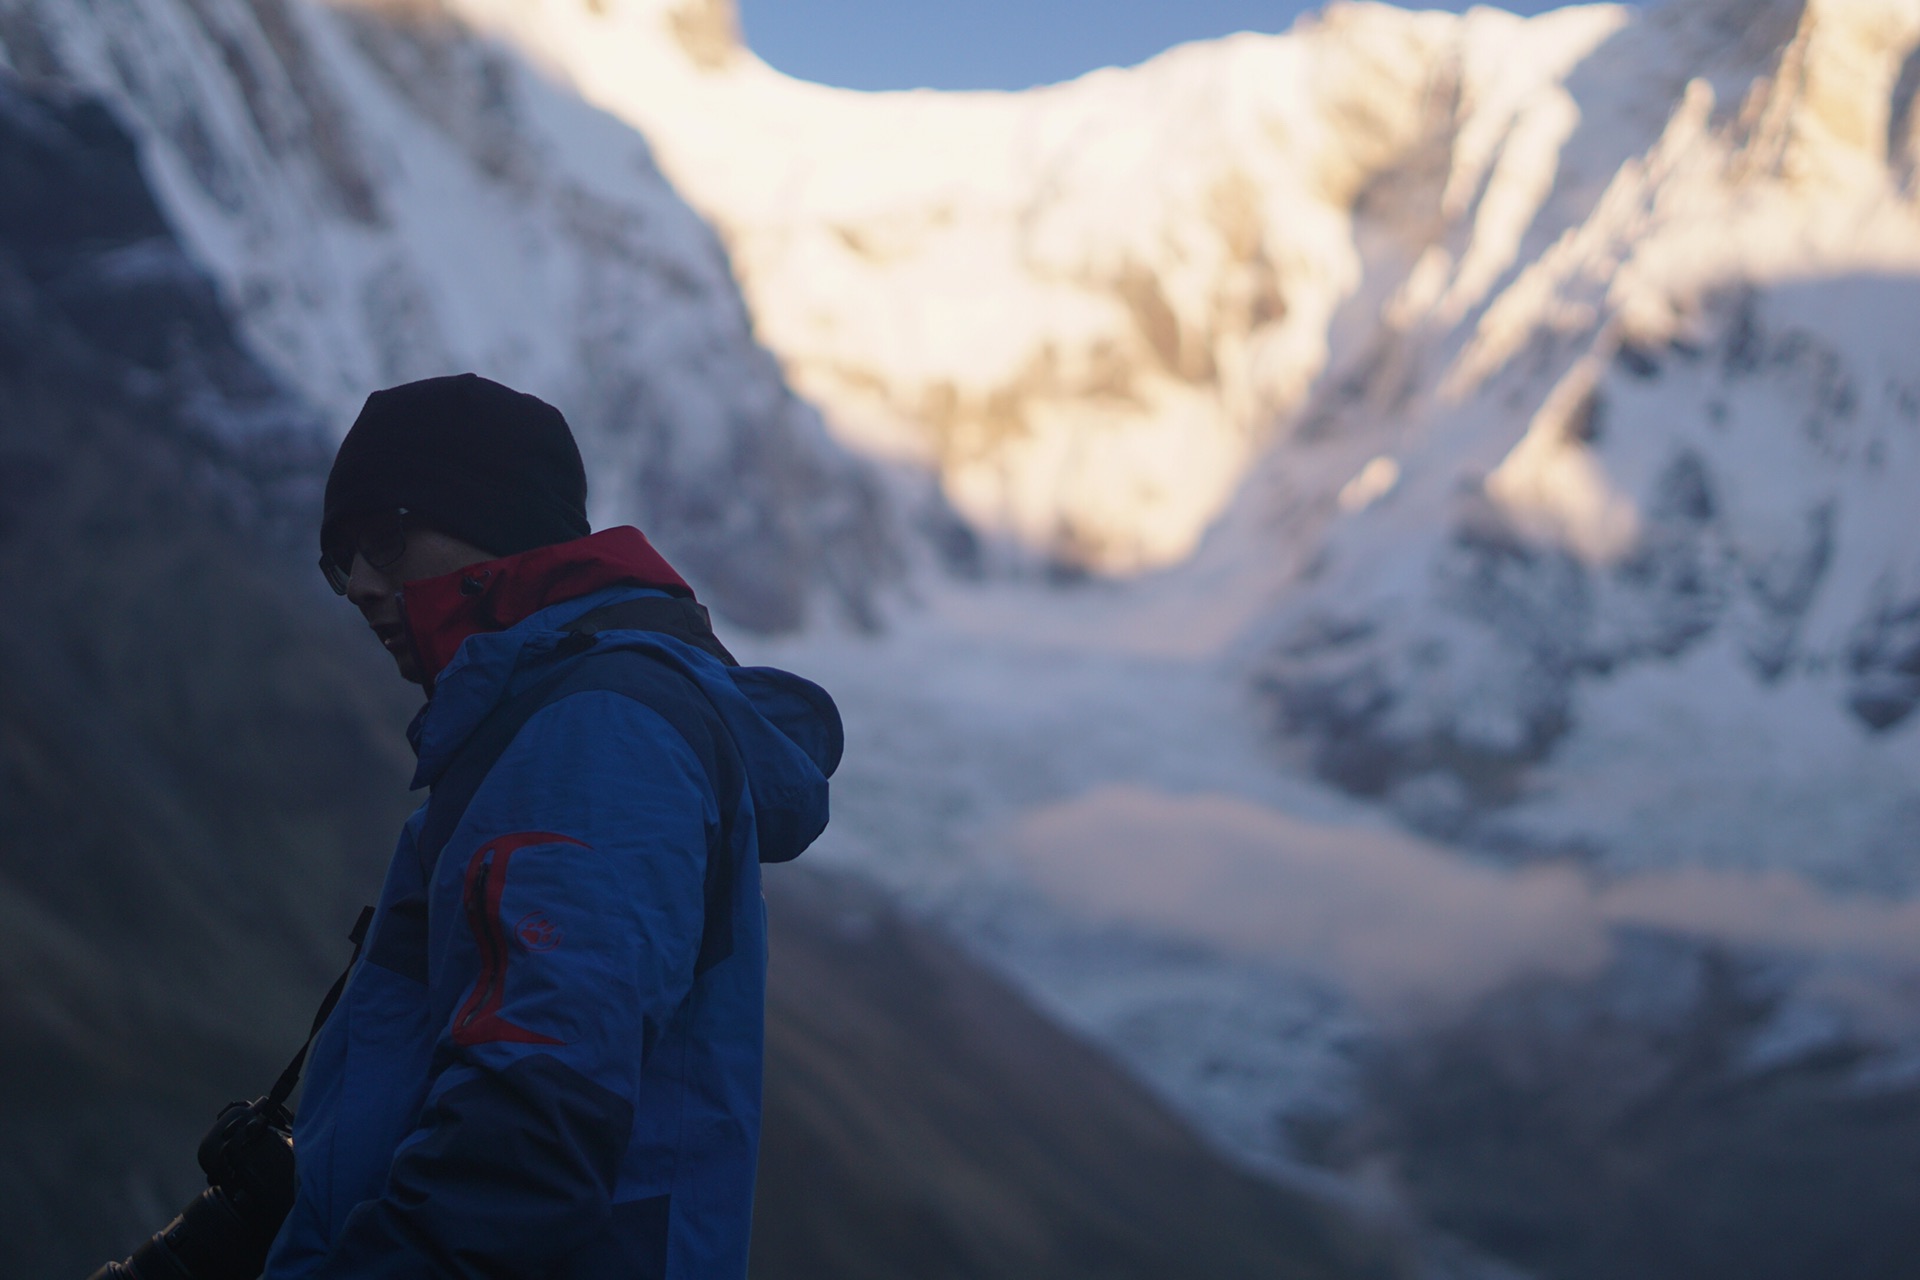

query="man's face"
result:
[333,513,495,684]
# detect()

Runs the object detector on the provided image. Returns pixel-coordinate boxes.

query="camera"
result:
[88,1096,297,1280]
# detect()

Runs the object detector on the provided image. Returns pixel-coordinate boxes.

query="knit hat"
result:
[321,373,590,559]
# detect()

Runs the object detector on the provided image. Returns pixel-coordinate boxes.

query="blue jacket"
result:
[266,533,840,1279]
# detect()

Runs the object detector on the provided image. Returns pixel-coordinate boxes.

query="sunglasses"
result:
[319,508,415,595]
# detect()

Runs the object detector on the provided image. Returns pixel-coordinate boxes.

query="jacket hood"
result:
[409,575,842,865]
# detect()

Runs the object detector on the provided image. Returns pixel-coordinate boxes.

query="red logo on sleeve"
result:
[451,831,587,1047]
[515,911,562,952]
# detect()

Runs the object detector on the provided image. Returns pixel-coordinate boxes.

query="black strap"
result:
[267,905,375,1110]
[412,599,738,873]
[566,596,739,667]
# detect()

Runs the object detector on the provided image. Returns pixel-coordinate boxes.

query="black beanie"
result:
[321,373,590,559]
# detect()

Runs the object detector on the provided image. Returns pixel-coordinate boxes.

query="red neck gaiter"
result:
[400,526,692,690]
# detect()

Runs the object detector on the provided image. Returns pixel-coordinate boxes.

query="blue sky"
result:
[736,0,1572,92]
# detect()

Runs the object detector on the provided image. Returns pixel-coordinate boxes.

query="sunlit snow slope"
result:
[438,0,1920,884]
[437,0,1632,573]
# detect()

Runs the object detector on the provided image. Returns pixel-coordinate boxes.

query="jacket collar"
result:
[399,526,691,693]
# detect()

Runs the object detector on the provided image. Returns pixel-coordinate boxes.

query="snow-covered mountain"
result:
[411,0,1589,574]
[415,1,1920,1268]
[421,0,1920,881]
[0,0,900,630]
[7,0,1920,1273]
[16,0,1914,876]
[250,0,1913,880]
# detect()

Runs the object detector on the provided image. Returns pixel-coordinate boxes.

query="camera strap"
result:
[266,905,376,1112]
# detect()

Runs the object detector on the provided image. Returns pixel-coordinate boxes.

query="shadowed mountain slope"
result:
[0,0,904,633]
[758,868,1399,1280]
[0,71,423,1279]
[1327,935,1920,1280]
[0,76,1391,1280]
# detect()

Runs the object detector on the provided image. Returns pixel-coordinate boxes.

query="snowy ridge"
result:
[0,0,899,629]
[430,0,1640,573]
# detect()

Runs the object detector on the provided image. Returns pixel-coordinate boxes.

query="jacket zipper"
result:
[458,850,502,1034]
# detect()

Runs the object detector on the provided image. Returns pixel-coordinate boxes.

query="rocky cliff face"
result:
[0,0,902,632]
[1242,0,1920,884]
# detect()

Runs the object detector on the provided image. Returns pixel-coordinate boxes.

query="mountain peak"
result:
[1727,0,1920,188]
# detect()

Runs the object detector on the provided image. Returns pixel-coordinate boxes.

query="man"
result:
[264,373,840,1279]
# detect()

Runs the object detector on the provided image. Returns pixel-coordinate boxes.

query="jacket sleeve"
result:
[311,690,718,1278]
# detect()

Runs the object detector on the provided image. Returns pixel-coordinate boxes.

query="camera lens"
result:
[89,1184,257,1280]
[88,1099,297,1280]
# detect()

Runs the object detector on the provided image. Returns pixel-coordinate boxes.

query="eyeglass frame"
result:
[319,507,418,596]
